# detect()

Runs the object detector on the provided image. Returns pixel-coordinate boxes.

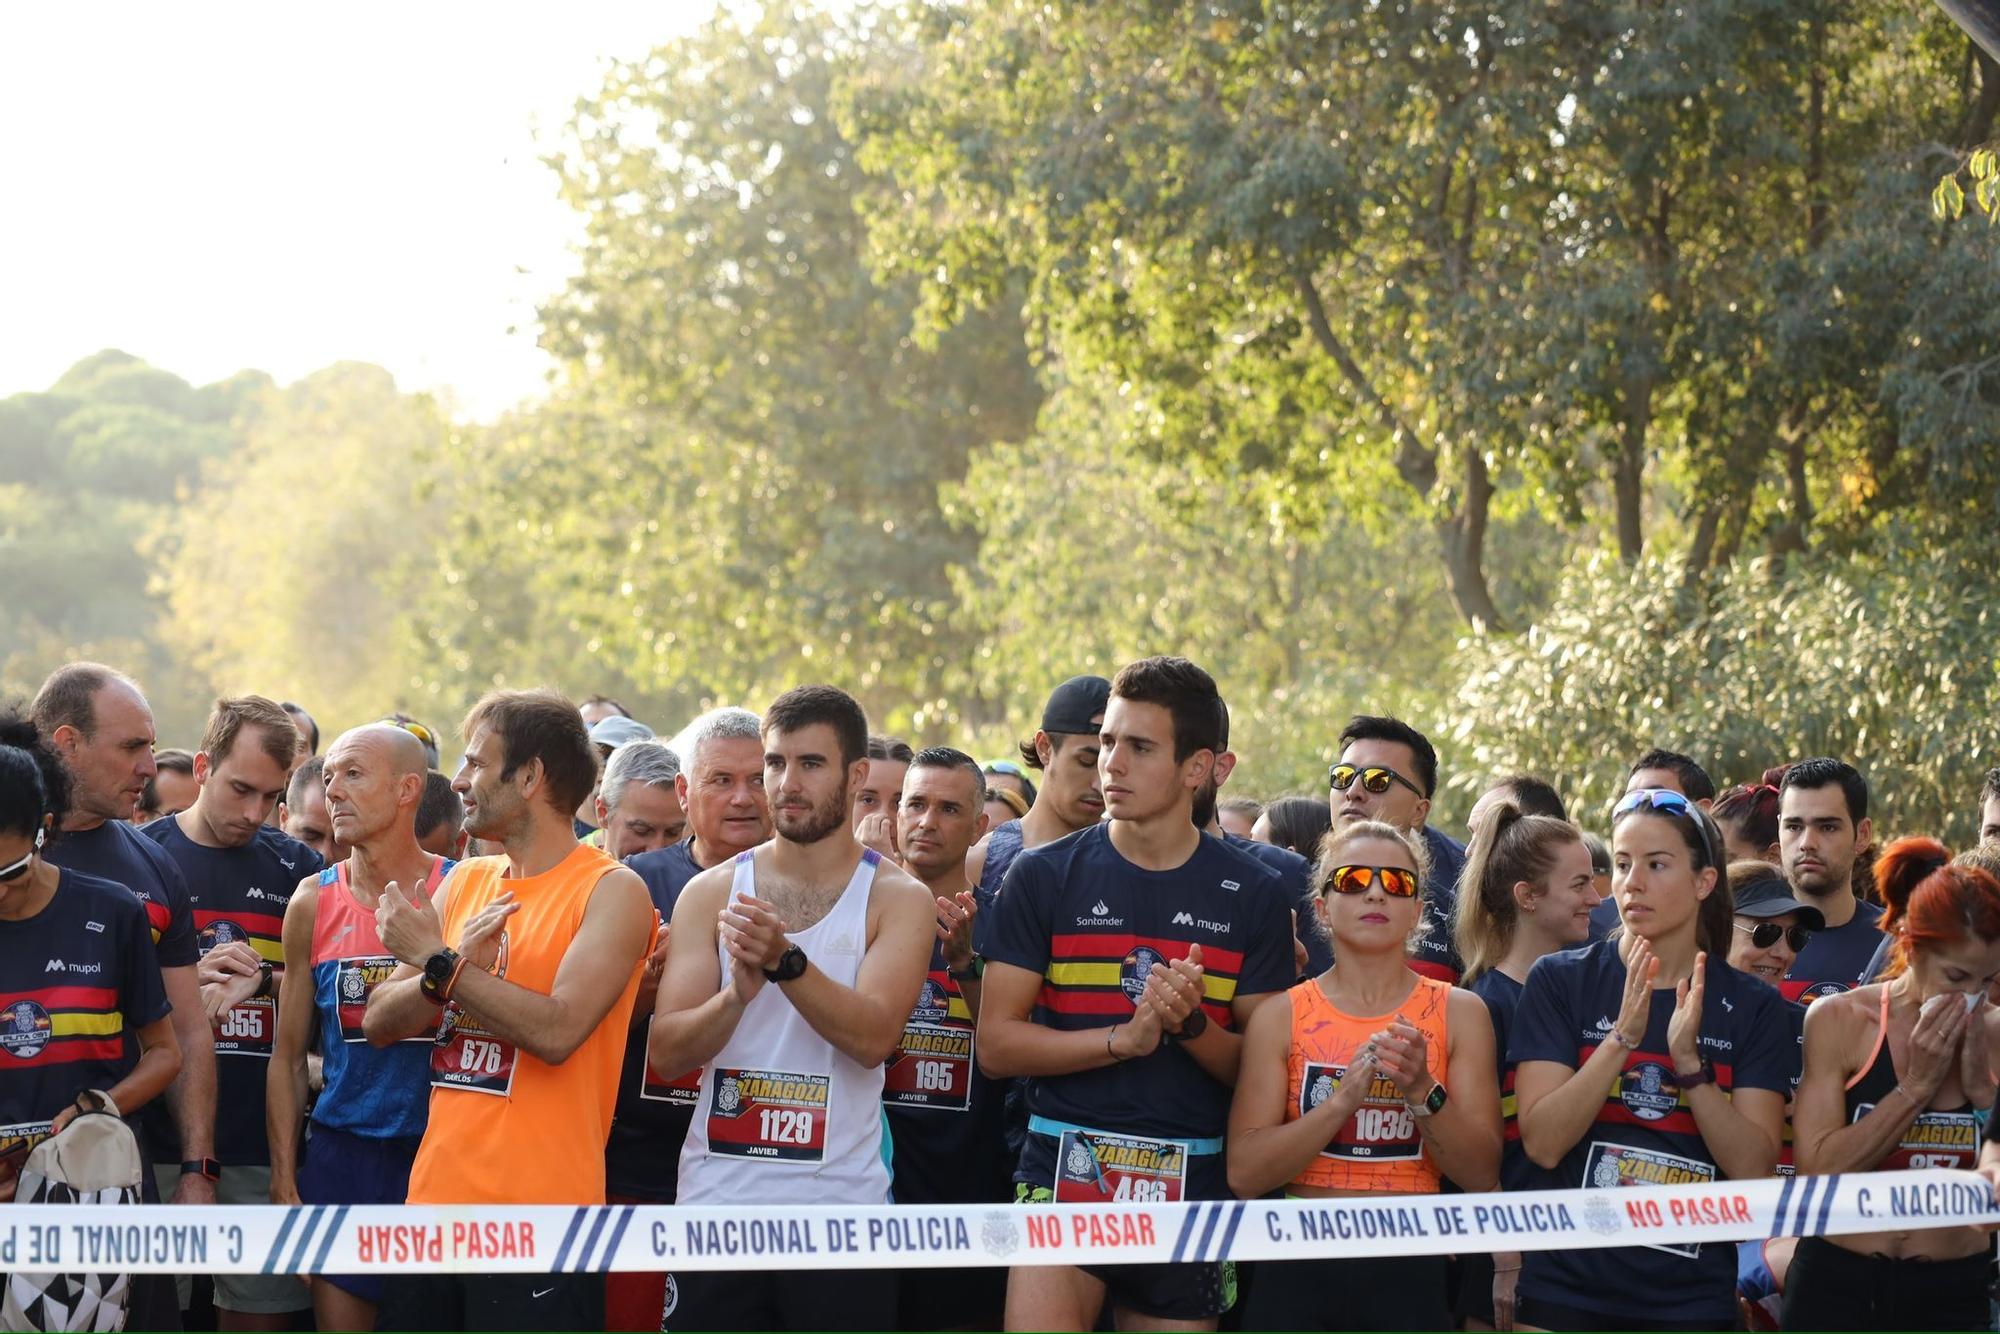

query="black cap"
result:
[1732,876,1826,931]
[1041,675,1111,736]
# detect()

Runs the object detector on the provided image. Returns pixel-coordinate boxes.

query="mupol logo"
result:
[45,959,103,975]
[1172,912,1195,927]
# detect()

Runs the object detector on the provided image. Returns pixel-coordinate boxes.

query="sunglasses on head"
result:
[1329,763,1423,799]
[386,718,436,747]
[1613,786,1725,866]
[1734,920,1812,952]
[1326,864,1421,898]
[0,828,45,884]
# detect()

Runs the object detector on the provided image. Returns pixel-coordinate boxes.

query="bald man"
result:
[267,726,456,1334]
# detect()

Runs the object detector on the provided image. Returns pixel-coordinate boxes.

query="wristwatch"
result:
[1166,1009,1209,1043]
[948,954,985,983]
[1676,1062,1718,1090]
[180,1157,221,1182]
[253,960,274,999]
[419,948,461,1006]
[1408,1080,1449,1118]
[763,946,809,983]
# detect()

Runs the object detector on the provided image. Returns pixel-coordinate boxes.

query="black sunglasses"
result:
[1733,920,1812,953]
[1329,763,1424,799]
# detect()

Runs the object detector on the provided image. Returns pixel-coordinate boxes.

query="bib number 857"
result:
[757,1108,815,1145]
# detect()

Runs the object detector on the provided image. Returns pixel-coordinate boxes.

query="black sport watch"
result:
[180,1157,221,1182]
[763,946,808,983]
[419,948,461,1005]
[1167,1008,1209,1043]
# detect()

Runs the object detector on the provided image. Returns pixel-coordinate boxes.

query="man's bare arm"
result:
[647,869,748,1081]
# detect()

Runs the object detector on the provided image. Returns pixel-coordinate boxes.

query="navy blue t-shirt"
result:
[1223,832,1329,976]
[47,820,198,970]
[142,818,322,1166]
[1467,967,1543,1193]
[885,936,1013,1207]
[984,824,1293,1141]
[1784,899,1884,1003]
[0,870,170,1170]
[1413,825,1467,982]
[1509,942,1793,1322]
[607,838,709,1201]
[977,819,1025,910]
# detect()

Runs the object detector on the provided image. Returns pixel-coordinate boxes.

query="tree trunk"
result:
[1612,394,1649,563]
[1435,447,1506,632]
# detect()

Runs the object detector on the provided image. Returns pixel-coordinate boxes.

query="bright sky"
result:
[0,3,714,420]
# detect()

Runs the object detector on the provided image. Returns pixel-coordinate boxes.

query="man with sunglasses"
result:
[980,657,1294,1331]
[1328,715,1467,982]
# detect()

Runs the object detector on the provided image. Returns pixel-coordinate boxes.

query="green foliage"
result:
[1445,530,2000,844]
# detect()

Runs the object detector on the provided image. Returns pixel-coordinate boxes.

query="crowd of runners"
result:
[4,657,2000,1332]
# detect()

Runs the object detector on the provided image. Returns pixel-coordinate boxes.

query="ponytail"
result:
[1454,799,1583,985]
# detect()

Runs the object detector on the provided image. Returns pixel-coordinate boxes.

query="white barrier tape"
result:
[1,1170,1993,1275]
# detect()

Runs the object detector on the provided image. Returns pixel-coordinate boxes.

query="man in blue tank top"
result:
[269,724,443,1334]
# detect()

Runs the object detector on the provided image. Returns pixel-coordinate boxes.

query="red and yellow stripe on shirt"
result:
[0,985,127,1065]
[1041,933,1243,1026]
[1582,1041,1737,1139]
[193,908,285,964]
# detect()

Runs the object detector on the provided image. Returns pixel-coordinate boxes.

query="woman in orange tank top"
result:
[1228,819,1502,1331]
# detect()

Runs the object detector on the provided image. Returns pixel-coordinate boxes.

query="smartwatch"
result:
[1166,1009,1209,1043]
[763,946,809,983]
[419,948,461,1006]
[253,960,274,999]
[948,955,985,983]
[180,1157,222,1182]
[1408,1080,1449,1118]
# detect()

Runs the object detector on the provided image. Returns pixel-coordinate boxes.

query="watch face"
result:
[424,952,454,982]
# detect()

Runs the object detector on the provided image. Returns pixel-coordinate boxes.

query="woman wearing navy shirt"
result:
[1451,799,1600,1329]
[0,713,179,1202]
[1512,789,1791,1331]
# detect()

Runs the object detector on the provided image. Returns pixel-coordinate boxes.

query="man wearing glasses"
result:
[1327,715,1467,982]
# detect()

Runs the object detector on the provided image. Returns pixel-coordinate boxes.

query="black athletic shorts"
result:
[375,1271,602,1332]
[664,1267,896,1332]
[1241,1253,1450,1331]
[1778,1235,1993,1332]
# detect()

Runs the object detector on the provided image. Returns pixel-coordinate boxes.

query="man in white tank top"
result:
[651,685,934,1332]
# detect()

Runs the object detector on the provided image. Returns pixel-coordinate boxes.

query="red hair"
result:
[1874,836,2000,977]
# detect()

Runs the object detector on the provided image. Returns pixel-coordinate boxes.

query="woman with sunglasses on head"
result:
[1790,838,2000,1332]
[0,709,181,1204]
[1511,789,1791,1332]
[1228,819,1501,1331]
[1451,801,1599,1331]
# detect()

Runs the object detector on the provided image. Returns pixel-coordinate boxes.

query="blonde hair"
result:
[1312,819,1430,956]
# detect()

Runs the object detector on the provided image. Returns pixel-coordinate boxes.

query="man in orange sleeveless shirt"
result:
[365,689,655,1333]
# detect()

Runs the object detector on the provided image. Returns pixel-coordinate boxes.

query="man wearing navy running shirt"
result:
[1778,758,1881,1001]
[144,695,325,1331]
[982,657,1293,1332]
[1328,714,1466,981]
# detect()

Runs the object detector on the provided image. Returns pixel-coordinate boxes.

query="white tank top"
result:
[676,847,892,1204]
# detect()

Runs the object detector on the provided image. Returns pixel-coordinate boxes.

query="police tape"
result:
[1,1170,1994,1275]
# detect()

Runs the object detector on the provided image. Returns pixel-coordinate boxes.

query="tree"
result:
[434,3,1041,732]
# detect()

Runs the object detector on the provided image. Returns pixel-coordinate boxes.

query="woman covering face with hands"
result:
[1793,838,2000,1332]
[1227,819,1500,1332]
[1509,790,1792,1333]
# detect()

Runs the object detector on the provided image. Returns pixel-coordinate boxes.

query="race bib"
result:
[641,1063,703,1109]
[705,1068,829,1162]
[1302,1061,1421,1161]
[1852,1104,1979,1171]
[0,1121,53,1174]
[333,956,418,1043]
[431,1003,517,1097]
[884,1021,974,1111]
[1052,1130,1188,1204]
[1583,1141,1716,1258]
[214,997,276,1057]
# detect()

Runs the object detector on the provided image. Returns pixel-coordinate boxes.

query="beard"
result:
[1191,782,1218,831]
[773,783,850,845]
